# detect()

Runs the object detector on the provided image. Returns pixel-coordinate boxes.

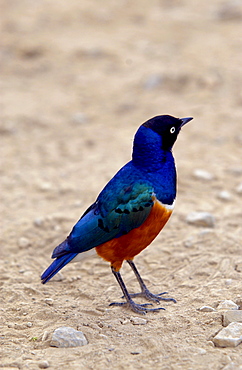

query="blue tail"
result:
[41,253,78,284]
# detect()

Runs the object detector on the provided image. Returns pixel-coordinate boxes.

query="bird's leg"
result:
[126,259,176,304]
[109,266,165,315]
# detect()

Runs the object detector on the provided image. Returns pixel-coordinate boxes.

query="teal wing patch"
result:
[53,181,154,257]
[98,182,154,236]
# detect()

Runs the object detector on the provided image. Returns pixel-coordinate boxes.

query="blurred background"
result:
[1,0,242,368]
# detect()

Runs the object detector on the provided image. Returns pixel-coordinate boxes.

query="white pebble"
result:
[50,327,88,348]
[130,317,147,325]
[72,112,89,124]
[38,360,50,369]
[38,182,52,191]
[98,334,108,339]
[225,279,233,286]
[44,298,54,306]
[217,300,239,310]
[223,310,242,327]
[217,191,232,201]
[42,331,49,341]
[199,228,213,235]
[236,183,242,194]
[120,318,129,325]
[34,218,44,227]
[18,237,31,248]
[213,322,242,347]
[144,74,163,90]
[184,236,194,248]
[26,322,33,327]
[230,167,242,176]
[51,272,64,282]
[199,306,216,312]
[197,348,207,355]
[186,212,215,228]
[193,169,214,181]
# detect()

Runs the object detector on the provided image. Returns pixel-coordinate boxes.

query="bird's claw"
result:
[123,290,176,304]
[109,299,165,315]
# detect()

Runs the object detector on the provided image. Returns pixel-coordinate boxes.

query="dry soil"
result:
[1,0,242,369]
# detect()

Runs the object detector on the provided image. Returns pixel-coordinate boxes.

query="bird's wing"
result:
[52,181,154,258]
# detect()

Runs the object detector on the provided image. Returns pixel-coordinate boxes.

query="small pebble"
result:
[51,272,64,282]
[193,169,214,181]
[197,348,207,355]
[213,322,242,347]
[229,167,242,176]
[217,191,232,201]
[130,316,147,325]
[42,331,49,341]
[44,298,54,306]
[217,300,239,310]
[223,310,242,326]
[199,229,214,236]
[120,318,129,325]
[186,212,215,228]
[18,237,31,248]
[72,112,89,125]
[50,327,88,348]
[199,306,216,312]
[184,236,194,248]
[98,334,108,339]
[26,322,33,327]
[225,279,233,286]
[144,74,163,90]
[34,217,44,227]
[38,182,52,192]
[236,183,242,194]
[38,360,50,369]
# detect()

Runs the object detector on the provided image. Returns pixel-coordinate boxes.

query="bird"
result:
[41,114,193,314]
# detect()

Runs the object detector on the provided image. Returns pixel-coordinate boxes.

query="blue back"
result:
[52,124,176,258]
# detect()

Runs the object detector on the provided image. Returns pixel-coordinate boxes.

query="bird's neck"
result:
[132,126,174,171]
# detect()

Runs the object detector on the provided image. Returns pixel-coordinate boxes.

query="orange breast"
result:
[95,201,172,271]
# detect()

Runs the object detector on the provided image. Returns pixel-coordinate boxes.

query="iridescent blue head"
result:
[142,115,193,151]
[132,114,193,170]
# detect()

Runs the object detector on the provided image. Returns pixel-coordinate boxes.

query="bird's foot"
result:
[128,289,176,304]
[109,299,165,315]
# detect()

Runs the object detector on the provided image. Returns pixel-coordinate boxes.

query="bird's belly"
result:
[95,200,173,271]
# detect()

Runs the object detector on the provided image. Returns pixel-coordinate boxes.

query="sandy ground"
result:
[1,0,242,369]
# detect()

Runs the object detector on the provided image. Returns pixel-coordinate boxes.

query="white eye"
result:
[170,127,175,134]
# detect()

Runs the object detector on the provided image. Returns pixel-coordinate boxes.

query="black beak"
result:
[180,117,193,127]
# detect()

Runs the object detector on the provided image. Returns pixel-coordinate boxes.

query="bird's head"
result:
[142,115,193,151]
[132,114,193,169]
